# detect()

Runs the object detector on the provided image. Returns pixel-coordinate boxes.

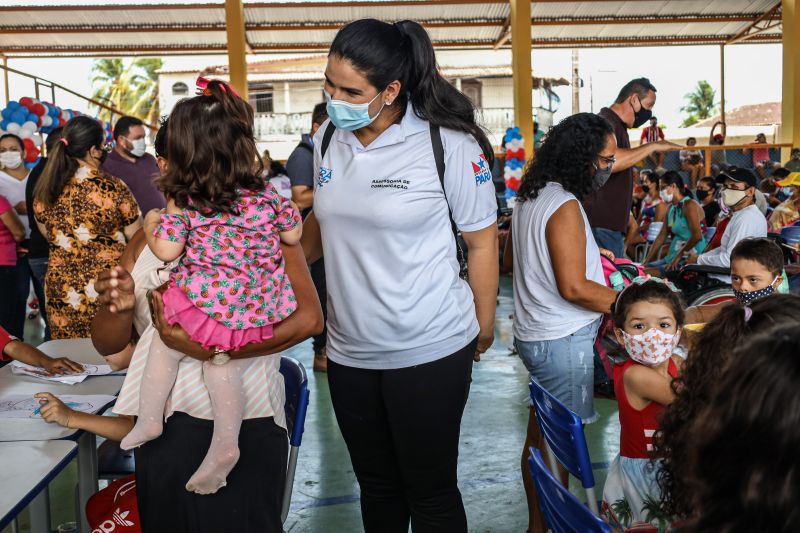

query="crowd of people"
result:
[0,17,799,533]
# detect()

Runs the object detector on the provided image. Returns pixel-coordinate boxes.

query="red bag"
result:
[86,475,140,533]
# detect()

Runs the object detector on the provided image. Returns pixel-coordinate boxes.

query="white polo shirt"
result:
[0,170,30,237]
[313,107,497,369]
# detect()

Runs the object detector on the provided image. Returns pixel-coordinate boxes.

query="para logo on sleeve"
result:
[471,154,492,186]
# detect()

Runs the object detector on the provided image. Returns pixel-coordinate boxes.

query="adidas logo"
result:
[91,509,135,533]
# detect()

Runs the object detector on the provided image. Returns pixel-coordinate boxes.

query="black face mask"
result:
[696,189,709,202]
[631,97,653,128]
[97,148,109,165]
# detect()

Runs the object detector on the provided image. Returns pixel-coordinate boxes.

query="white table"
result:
[0,338,126,533]
[0,441,78,531]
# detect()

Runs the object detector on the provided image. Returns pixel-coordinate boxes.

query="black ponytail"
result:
[329,19,494,164]
[35,115,104,207]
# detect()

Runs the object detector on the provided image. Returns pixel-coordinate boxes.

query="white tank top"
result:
[113,245,286,428]
[511,182,604,342]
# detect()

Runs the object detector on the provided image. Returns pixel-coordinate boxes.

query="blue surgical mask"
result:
[324,90,385,131]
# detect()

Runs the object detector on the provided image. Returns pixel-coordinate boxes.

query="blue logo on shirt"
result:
[318,167,333,188]
[472,154,492,185]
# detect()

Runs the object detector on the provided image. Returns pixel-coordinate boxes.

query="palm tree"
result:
[90,58,162,124]
[681,80,718,127]
[91,59,136,122]
[128,58,163,126]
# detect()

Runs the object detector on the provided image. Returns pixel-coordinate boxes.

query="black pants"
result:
[135,413,288,533]
[328,338,477,533]
[310,257,327,354]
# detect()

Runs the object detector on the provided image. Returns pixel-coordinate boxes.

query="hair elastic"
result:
[195,76,241,99]
[744,306,753,323]
[59,138,69,146]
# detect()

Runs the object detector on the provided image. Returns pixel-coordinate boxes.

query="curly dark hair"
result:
[157,79,264,214]
[611,280,685,329]
[678,328,800,532]
[654,294,800,520]
[516,112,613,202]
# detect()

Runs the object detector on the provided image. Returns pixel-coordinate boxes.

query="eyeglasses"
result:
[597,154,616,171]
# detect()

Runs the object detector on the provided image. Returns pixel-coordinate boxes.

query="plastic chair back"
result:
[528,447,611,533]
[781,225,800,246]
[529,380,599,514]
[279,356,310,524]
[704,226,716,242]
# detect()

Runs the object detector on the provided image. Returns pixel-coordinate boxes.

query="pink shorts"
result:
[161,285,274,351]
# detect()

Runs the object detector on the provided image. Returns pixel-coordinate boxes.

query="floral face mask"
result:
[620,327,681,366]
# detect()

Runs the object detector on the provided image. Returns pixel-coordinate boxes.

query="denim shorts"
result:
[515,319,601,424]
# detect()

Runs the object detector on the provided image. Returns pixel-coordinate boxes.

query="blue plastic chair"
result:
[528,447,611,533]
[529,380,599,515]
[279,356,310,524]
[781,225,800,248]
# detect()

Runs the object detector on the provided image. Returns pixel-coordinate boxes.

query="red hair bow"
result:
[195,76,241,98]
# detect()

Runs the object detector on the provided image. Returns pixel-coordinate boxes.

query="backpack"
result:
[320,122,469,279]
[596,256,647,379]
[86,475,140,533]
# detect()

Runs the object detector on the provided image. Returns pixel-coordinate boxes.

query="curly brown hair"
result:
[678,329,800,532]
[157,79,264,214]
[654,294,800,519]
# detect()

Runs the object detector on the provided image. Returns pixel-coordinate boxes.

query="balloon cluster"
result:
[0,97,112,169]
[503,127,525,205]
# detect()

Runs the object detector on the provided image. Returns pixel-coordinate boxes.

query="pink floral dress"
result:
[155,184,299,350]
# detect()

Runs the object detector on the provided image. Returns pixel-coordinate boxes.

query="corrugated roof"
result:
[0,0,783,56]
[159,53,569,85]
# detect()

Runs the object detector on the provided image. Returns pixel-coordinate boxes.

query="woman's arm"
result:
[654,201,668,223]
[0,209,25,242]
[547,201,617,314]
[150,242,324,361]
[501,223,513,273]
[462,224,499,360]
[35,392,134,441]
[300,211,323,265]
[91,230,146,355]
[123,219,143,242]
[644,220,669,264]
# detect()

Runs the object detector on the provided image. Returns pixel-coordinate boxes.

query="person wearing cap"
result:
[768,172,800,232]
[760,167,790,208]
[684,167,767,282]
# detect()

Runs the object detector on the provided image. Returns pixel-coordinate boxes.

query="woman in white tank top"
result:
[510,113,620,532]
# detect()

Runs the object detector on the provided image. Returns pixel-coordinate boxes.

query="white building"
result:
[158,54,567,159]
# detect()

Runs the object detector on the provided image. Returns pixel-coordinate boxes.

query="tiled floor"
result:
[4,276,621,532]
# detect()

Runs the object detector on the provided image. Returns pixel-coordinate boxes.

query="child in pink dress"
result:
[119,79,301,495]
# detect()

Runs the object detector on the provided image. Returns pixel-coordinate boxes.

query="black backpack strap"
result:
[430,124,454,230]
[320,122,336,159]
[431,124,468,276]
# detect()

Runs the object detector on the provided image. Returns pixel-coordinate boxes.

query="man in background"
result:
[102,116,165,214]
[286,103,329,371]
[640,116,665,168]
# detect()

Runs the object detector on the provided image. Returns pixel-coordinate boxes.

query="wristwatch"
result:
[210,347,231,365]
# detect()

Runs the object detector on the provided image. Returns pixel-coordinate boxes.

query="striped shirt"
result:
[113,245,286,428]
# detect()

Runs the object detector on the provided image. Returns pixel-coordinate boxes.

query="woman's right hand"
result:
[95,266,136,314]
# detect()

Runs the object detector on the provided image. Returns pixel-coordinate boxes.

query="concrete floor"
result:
[4,276,621,533]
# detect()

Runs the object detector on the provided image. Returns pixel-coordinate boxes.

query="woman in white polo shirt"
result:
[304,19,498,532]
[511,113,618,532]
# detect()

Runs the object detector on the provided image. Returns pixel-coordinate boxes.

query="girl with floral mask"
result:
[602,278,684,531]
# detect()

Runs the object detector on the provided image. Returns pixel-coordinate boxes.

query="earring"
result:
[386,100,393,106]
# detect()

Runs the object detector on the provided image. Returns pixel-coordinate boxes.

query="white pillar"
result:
[284,82,291,114]
[455,78,462,92]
